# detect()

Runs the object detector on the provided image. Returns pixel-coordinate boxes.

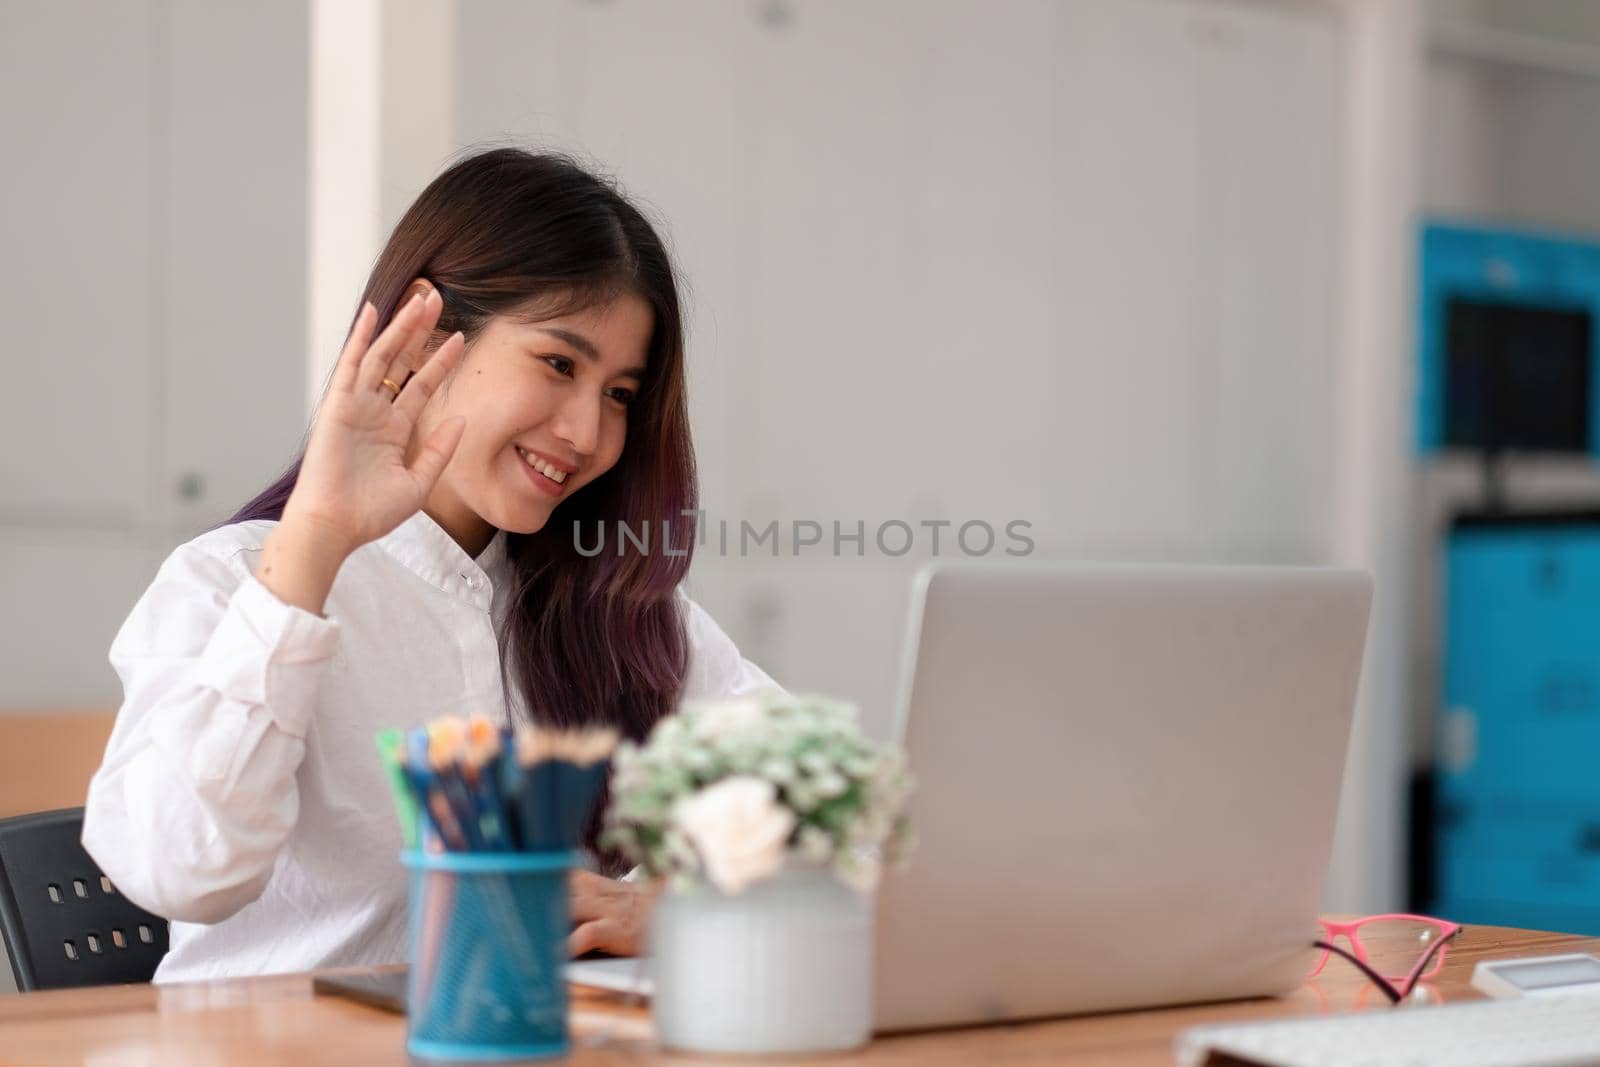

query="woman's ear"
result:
[401,277,435,304]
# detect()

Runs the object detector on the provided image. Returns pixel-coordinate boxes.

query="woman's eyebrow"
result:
[531,326,645,379]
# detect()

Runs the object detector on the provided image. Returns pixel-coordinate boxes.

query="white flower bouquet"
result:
[603,691,914,895]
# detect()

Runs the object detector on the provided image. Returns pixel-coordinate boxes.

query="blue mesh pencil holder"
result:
[402,849,577,1062]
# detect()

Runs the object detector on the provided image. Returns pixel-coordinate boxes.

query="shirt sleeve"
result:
[677,589,784,701]
[82,540,340,924]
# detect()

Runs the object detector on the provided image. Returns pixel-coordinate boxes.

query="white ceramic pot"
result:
[649,858,874,1054]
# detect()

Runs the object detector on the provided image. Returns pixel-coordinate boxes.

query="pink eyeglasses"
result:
[1310,913,1462,1004]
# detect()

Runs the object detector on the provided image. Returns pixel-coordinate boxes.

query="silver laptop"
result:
[871,561,1372,1032]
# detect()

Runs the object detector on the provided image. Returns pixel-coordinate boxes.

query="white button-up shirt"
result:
[82,511,778,983]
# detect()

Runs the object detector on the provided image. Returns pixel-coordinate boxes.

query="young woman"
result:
[82,148,778,982]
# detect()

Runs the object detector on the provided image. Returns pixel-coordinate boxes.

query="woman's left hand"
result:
[568,869,661,957]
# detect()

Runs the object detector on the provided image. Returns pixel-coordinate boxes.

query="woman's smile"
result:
[515,445,570,497]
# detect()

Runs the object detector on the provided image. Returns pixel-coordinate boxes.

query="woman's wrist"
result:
[256,510,357,617]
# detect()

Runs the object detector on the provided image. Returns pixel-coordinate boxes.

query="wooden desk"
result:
[1,922,1597,1066]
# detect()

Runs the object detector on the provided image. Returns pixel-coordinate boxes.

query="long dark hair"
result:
[228,148,697,870]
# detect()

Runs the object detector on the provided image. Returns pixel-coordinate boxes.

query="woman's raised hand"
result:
[255,290,467,617]
[284,289,468,556]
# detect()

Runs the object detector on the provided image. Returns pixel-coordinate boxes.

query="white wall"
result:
[1432,0,1600,48]
[1500,73,1600,235]
[1427,60,1600,235]
[307,0,458,408]
[1423,53,1508,220]
[1426,2,1600,234]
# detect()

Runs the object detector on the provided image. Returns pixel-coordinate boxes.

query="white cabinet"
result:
[1054,0,1340,562]
[0,1,310,707]
[159,0,310,537]
[733,0,1343,728]
[2,0,158,530]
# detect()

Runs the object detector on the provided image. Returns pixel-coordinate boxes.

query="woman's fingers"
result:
[568,918,626,958]
[354,289,430,392]
[566,871,656,957]
[356,289,439,393]
[329,302,378,393]
[405,415,466,494]
[393,331,465,421]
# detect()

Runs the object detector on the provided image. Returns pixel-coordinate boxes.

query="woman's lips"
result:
[515,447,565,498]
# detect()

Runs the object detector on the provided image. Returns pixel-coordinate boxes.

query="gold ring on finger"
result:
[380,378,402,400]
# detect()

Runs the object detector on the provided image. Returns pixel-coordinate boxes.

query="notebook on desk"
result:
[314,957,654,1013]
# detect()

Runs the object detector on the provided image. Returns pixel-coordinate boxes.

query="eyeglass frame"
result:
[1309,913,1463,1004]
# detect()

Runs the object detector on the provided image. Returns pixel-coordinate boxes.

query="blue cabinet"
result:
[1436,516,1600,934]
[1419,223,1600,456]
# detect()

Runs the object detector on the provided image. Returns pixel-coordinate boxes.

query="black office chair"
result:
[0,807,169,990]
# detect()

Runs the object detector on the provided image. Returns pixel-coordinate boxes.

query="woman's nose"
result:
[550,390,602,456]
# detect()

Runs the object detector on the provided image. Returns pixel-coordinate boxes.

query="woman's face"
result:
[413,289,653,555]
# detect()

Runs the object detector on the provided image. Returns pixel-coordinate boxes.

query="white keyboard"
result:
[1175,995,1600,1067]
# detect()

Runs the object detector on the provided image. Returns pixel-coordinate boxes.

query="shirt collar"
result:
[374,511,507,608]
[477,526,510,586]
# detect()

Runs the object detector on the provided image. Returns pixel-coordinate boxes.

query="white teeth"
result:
[518,448,567,484]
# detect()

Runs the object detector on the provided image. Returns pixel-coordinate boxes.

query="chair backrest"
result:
[0,808,169,990]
